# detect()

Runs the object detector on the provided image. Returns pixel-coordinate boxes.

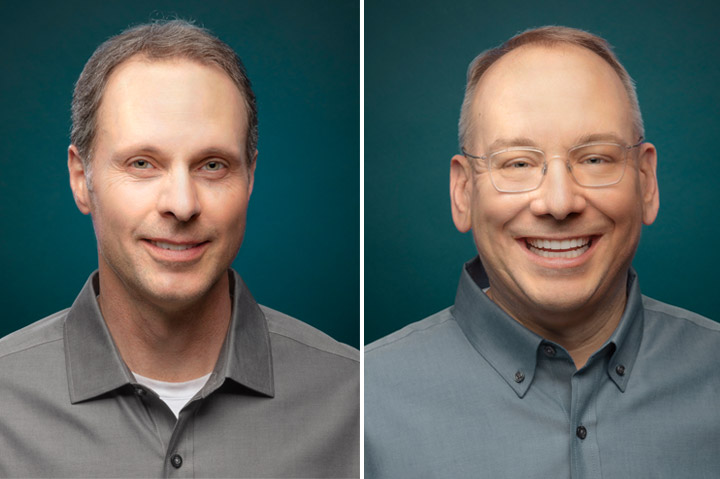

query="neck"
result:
[487,278,628,369]
[97,267,232,382]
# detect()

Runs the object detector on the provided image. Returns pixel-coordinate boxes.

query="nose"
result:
[528,157,587,220]
[157,169,201,222]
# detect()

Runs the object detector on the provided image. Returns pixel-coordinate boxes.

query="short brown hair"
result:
[71,19,258,169]
[458,26,643,149]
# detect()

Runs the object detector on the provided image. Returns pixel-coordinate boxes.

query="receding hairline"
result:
[92,55,250,163]
[469,43,635,141]
[458,26,644,150]
[71,19,259,172]
[92,53,250,158]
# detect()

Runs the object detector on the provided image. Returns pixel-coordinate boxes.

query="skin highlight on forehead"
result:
[470,44,635,152]
[97,56,247,158]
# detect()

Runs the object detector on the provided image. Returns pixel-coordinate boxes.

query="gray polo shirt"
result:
[0,270,359,478]
[365,257,720,478]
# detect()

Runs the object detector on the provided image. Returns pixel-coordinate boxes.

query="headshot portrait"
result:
[0,1,359,477]
[365,1,720,477]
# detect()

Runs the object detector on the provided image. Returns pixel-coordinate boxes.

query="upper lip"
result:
[144,238,208,245]
[519,234,597,241]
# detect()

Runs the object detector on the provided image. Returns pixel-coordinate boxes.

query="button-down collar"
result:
[65,270,274,404]
[451,257,644,397]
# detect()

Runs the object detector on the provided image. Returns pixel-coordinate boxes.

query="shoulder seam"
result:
[0,337,64,361]
[643,303,720,332]
[269,330,358,363]
[366,315,454,353]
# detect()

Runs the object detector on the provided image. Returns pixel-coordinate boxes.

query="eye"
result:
[579,154,618,166]
[131,159,153,169]
[509,160,531,169]
[202,160,226,171]
[497,157,539,170]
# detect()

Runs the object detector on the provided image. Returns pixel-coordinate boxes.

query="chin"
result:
[524,284,596,314]
[140,273,218,307]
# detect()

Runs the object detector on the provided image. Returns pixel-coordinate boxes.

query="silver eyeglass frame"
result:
[461,137,645,193]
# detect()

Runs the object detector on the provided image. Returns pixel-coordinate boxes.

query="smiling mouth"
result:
[525,236,593,259]
[147,240,207,251]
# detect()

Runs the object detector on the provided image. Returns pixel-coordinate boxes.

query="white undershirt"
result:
[133,371,212,418]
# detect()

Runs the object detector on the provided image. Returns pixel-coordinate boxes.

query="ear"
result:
[68,145,92,215]
[247,149,257,197]
[636,142,659,225]
[450,154,474,233]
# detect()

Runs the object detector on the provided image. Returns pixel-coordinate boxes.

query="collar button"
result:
[543,344,557,357]
[514,371,525,383]
[615,364,626,376]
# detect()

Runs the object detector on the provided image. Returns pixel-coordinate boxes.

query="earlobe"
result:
[637,143,660,225]
[450,154,473,233]
[68,145,92,215]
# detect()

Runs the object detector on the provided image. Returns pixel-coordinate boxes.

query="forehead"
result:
[96,56,247,153]
[471,44,633,148]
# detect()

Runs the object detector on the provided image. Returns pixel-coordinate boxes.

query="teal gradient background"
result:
[0,1,359,347]
[365,0,720,343]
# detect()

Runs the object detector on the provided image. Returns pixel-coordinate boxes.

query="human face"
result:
[450,45,659,327]
[69,57,254,309]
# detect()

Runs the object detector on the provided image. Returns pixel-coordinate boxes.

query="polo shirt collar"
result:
[452,257,644,398]
[65,270,274,404]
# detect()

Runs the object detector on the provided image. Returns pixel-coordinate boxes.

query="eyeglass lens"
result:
[489,143,628,192]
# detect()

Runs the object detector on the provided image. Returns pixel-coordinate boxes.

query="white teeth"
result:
[528,244,590,258]
[153,241,196,251]
[526,236,592,259]
[527,237,590,251]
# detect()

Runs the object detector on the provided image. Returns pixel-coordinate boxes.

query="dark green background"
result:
[0,1,359,347]
[365,0,720,343]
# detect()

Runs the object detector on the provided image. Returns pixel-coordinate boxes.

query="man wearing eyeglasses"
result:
[365,26,720,478]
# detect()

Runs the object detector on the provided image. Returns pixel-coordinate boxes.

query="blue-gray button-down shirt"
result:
[365,258,720,478]
[0,270,359,478]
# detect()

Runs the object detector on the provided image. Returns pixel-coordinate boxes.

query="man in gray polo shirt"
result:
[365,26,720,477]
[0,20,358,478]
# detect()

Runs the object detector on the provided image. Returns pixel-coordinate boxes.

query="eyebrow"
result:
[572,132,627,144]
[487,137,539,151]
[486,132,628,152]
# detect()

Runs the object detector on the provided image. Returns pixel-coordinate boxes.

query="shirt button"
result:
[615,364,626,376]
[135,387,146,397]
[576,426,587,440]
[514,371,525,383]
[170,454,183,469]
[543,345,556,357]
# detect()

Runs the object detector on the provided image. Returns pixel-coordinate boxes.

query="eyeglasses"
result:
[462,137,644,193]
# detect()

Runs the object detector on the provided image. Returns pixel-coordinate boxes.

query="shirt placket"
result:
[162,402,198,478]
[569,358,604,479]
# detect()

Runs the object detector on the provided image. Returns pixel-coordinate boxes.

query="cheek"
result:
[90,192,130,238]
[471,188,528,244]
[94,185,154,230]
[593,186,644,228]
[202,186,251,235]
